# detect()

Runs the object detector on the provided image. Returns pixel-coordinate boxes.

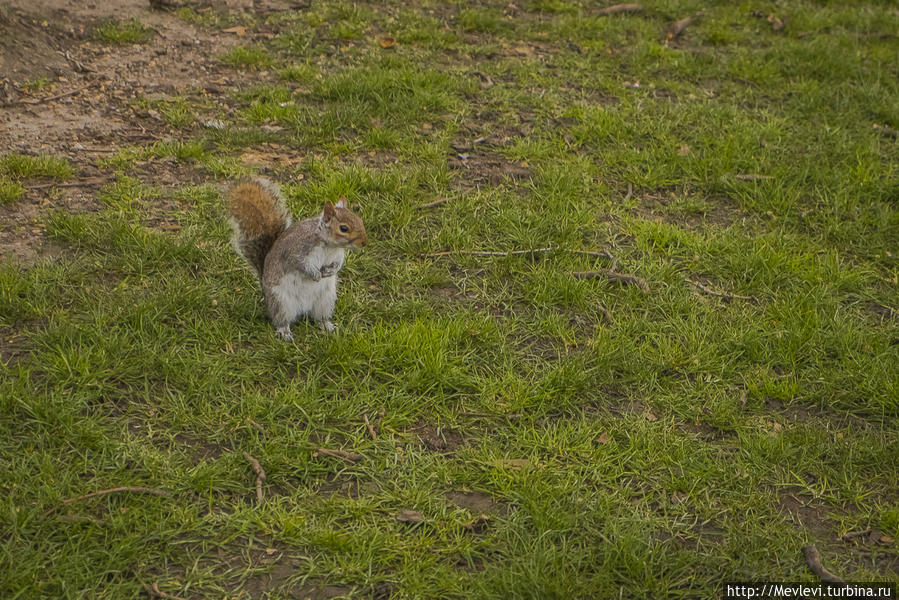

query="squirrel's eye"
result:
[339,225,349,233]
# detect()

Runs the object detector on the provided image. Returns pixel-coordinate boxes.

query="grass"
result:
[0,180,25,204]
[94,18,155,45]
[22,77,53,94]
[220,45,274,70]
[2,1,898,598]
[0,153,74,180]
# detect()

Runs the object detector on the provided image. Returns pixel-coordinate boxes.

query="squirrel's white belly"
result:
[271,246,344,324]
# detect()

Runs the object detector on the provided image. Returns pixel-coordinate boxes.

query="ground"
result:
[0,0,897,598]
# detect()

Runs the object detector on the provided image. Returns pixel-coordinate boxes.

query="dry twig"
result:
[841,528,872,541]
[873,123,899,139]
[733,173,773,181]
[363,413,377,440]
[245,418,265,433]
[20,84,92,106]
[42,486,171,518]
[598,303,613,322]
[241,452,266,504]
[417,198,450,209]
[686,279,755,301]
[423,247,553,258]
[802,544,845,584]
[149,582,188,600]
[314,448,364,463]
[597,3,643,16]
[623,182,633,202]
[29,177,109,190]
[423,247,614,259]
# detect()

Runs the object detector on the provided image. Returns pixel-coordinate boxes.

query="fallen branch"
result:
[686,279,756,301]
[314,448,364,463]
[668,12,703,39]
[597,3,643,16]
[802,544,845,584]
[42,486,171,518]
[241,452,266,504]
[20,84,92,106]
[418,197,450,209]
[149,582,188,600]
[363,413,377,440]
[573,270,650,292]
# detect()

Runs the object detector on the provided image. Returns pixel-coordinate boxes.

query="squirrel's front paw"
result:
[319,262,340,278]
[276,326,295,341]
[320,320,336,333]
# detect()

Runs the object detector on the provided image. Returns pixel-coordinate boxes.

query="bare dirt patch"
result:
[409,421,464,452]
[777,489,835,540]
[0,0,260,263]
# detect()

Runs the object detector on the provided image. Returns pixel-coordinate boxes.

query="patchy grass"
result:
[22,77,53,94]
[220,45,274,70]
[0,180,25,204]
[94,18,155,45]
[0,153,74,180]
[2,1,898,599]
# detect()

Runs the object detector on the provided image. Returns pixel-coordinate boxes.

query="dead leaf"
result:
[379,36,396,48]
[463,514,491,533]
[596,432,610,445]
[879,534,894,544]
[766,14,786,31]
[667,12,702,39]
[396,510,424,523]
[222,26,248,36]
[670,492,686,504]
[645,411,658,422]
[678,144,690,156]
[498,459,529,471]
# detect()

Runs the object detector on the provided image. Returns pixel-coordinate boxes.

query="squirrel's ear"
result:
[336,196,348,209]
[322,201,335,220]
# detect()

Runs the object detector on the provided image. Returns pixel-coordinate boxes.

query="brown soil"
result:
[409,421,464,452]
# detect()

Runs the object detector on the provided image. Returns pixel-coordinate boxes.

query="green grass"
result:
[2,1,898,598]
[220,45,274,70]
[94,19,155,44]
[22,77,53,94]
[0,153,74,180]
[0,179,25,203]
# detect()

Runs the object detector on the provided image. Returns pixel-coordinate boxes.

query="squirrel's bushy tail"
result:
[226,178,292,279]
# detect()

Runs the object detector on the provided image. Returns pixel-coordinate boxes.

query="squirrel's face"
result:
[322,198,368,249]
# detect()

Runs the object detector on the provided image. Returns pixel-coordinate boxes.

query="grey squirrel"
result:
[226,178,367,340]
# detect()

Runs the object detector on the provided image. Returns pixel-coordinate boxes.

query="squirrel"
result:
[226,178,367,340]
